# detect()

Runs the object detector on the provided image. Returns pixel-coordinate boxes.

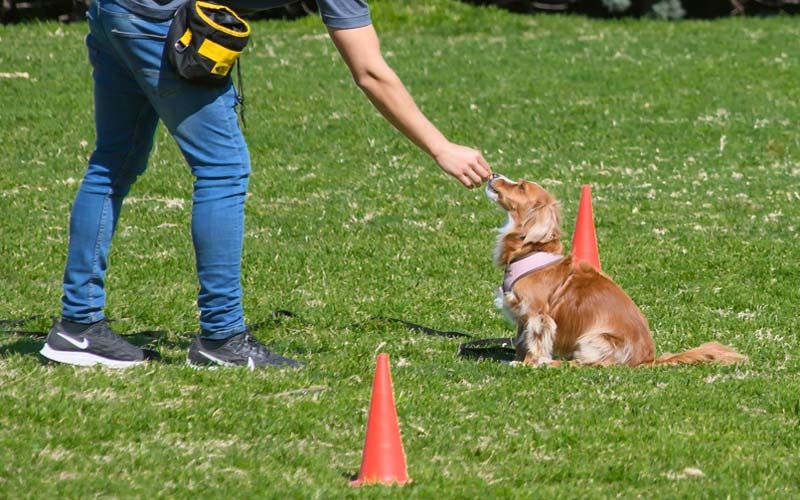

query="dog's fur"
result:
[486,176,747,367]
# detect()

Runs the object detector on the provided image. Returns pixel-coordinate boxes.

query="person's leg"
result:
[94,1,249,339]
[158,92,301,367]
[147,69,250,339]
[43,1,159,367]
[60,2,159,324]
[159,87,250,339]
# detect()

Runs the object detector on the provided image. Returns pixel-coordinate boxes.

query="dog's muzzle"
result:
[485,173,508,200]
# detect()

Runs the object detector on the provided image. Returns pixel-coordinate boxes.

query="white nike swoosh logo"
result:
[199,350,234,366]
[56,332,89,349]
[198,350,256,369]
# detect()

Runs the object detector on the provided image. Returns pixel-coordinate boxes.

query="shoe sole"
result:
[186,351,300,370]
[186,357,220,370]
[186,357,251,370]
[186,348,256,370]
[40,344,144,369]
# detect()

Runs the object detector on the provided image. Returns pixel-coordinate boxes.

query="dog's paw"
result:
[493,287,506,310]
[523,352,555,367]
[495,288,520,324]
[494,287,518,308]
[504,291,521,309]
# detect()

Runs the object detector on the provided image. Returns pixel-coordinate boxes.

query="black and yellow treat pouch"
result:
[166,0,250,86]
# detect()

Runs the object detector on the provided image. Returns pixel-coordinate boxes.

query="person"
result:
[40,0,493,369]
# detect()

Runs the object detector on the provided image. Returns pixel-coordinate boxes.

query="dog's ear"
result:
[521,202,561,244]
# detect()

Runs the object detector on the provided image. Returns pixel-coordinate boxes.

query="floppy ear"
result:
[521,202,561,244]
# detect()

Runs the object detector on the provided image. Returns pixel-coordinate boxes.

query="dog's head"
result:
[486,174,562,264]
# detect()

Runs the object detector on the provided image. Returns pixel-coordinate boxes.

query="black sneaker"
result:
[187,330,302,370]
[40,320,147,369]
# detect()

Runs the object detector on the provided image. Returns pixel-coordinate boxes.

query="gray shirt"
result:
[118,0,370,28]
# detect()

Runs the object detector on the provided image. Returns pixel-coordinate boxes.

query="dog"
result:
[485,174,747,367]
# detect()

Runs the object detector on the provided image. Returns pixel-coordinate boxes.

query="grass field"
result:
[2,1,800,497]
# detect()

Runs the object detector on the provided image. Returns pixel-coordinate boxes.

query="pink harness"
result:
[502,252,564,292]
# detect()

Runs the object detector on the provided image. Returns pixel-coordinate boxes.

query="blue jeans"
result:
[61,0,250,339]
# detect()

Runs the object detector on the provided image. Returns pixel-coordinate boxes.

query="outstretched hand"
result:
[433,142,493,189]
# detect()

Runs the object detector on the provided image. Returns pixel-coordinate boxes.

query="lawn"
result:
[1,1,799,497]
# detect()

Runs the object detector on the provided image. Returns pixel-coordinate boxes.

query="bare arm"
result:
[327,25,491,189]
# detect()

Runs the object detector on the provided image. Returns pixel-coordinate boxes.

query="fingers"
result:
[459,168,486,189]
[459,175,475,189]
[463,152,491,188]
[459,156,491,189]
[475,154,492,180]
[437,143,492,189]
[464,167,483,188]
[466,149,491,183]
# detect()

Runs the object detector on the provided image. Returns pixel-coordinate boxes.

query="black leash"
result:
[0,316,44,329]
[235,60,245,128]
[247,312,515,361]
[344,316,515,362]
[0,316,52,339]
[370,317,472,339]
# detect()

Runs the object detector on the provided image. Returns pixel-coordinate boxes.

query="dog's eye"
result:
[517,184,525,191]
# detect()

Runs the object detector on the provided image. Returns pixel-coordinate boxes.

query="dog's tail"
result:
[649,342,747,366]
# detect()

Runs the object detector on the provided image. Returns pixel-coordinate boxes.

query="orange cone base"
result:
[350,353,410,487]
[571,184,601,271]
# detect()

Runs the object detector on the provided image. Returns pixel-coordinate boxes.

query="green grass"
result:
[2,1,800,497]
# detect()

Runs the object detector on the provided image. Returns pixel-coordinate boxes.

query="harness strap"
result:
[503,252,564,292]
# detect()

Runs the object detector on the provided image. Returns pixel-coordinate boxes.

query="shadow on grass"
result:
[455,334,516,362]
[0,326,176,363]
[0,317,49,359]
[0,335,45,357]
[0,316,184,363]
[0,310,305,364]
[342,470,359,483]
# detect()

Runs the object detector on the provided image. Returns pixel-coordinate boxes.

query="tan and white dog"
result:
[486,174,747,367]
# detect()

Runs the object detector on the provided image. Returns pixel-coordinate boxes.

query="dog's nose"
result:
[490,173,501,180]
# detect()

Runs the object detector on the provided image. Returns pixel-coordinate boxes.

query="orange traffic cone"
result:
[571,184,601,271]
[350,353,410,487]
